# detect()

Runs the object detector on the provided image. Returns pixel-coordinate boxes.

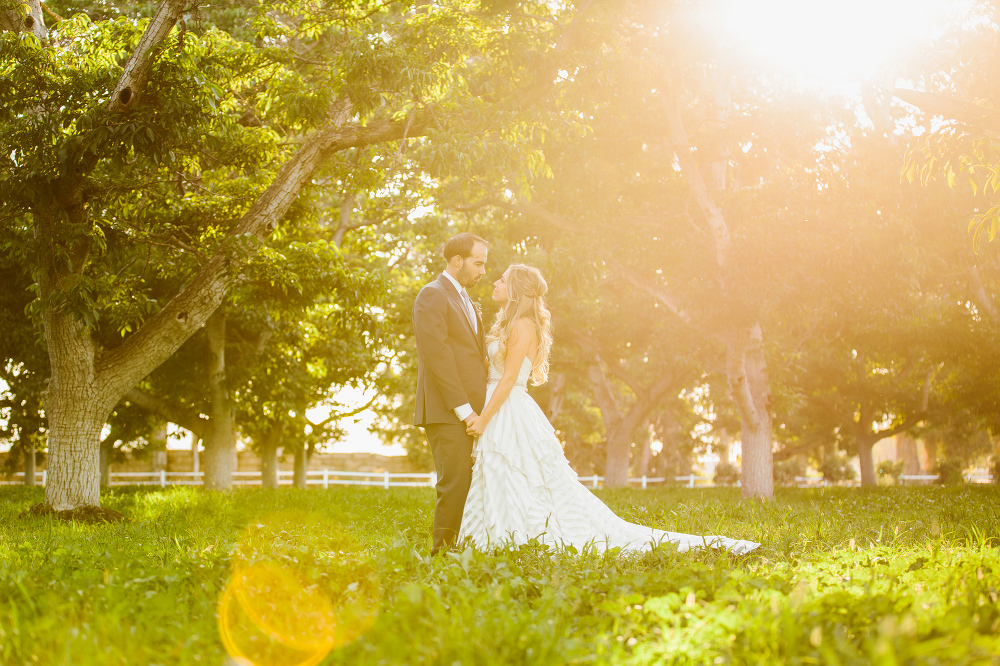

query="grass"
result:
[1,484,998,665]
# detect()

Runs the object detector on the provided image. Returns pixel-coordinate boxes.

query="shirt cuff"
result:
[453,403,474,421]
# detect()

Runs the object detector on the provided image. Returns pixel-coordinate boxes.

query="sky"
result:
[161,385,406,456]
[721,0,967,87]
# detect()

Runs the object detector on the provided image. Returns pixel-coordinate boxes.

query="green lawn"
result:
[1,484,998,665]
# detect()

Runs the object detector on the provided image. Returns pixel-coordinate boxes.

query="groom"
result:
[413,232,488,554]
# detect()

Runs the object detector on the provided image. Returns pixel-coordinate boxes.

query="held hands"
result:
[465,413,487,437]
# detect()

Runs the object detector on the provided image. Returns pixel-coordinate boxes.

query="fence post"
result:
[429,471,437,488]
[383,471,390,489]
[641,475,647,489]
[592,474,598,489]
[323,469,329,490]
[688,474,694,488]
[160,469,166,488]
[41,470,46,487]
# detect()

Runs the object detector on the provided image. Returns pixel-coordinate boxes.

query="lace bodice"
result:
[486,340,532,387]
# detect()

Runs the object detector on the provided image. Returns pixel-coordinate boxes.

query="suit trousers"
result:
[423,423,474,554]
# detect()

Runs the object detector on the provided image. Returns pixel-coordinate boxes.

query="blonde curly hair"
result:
[486,264,552,385]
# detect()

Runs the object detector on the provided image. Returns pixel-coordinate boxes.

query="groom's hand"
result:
[465,414,486,437]
[464,412,478,427]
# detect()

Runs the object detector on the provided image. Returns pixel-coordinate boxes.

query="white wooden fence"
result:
[2,471,717,489]
[792,473,994,487]
[2,471,993,488]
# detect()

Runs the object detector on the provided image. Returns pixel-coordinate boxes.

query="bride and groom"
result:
[412,233,759,556]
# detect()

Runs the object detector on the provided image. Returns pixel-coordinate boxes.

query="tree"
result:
[894,1,1000,248]
[124,222,384,489]
[1,0,593,510]
[763,109,998,484]
[454,7,835,497]
[0,242,47,484]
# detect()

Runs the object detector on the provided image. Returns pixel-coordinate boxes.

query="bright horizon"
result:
[721,0,965,85]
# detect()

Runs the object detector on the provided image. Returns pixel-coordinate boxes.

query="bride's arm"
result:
[466,319,535,435]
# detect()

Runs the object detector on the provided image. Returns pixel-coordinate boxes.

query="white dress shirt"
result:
[442,272,477,421]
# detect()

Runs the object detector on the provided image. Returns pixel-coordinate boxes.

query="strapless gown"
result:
[458,341,760,555]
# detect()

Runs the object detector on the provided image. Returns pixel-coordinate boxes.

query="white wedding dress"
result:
[458,341,760,555]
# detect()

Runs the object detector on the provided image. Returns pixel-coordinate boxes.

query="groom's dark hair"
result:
[443,232,488,261]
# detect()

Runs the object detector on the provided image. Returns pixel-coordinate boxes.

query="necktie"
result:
[461,290,477,333]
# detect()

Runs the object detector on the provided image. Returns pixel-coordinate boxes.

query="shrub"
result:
[713,461,740,486]
[819,451,857,483]
[934,457,966,485]
[773,458,806,486]
[876,460,905,485]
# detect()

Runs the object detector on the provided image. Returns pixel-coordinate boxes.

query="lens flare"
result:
[218,512,380,666]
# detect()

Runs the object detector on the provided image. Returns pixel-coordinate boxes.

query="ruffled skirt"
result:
[458,386,759,555]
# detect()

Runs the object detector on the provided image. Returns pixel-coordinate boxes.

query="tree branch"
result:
[894,88,1000,133]
[108,0,186,114]
[307,395,377,429]
[0,0,46,39]
[725,327,760,431]
[125,387,209,439]
[92,0,587,400]
[510,0,595,107]
[587,361,623,428]
[619,371,677,437]
[872,417,920,443]
[968,265,1000,324]
[664,95,731,267]
[502,200,693,323]
[97,107,423,396]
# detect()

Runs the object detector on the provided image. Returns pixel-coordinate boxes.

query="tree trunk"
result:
[586,364,627,487]
[40,302,117,510]
[202,308,235,490]
[604,425,632,488]
[666,81,776,499]
[728,323,774,499]
[44,398,111,509]
[717,427,730,464]
[924,438,939,473]
[150,423,168,474]
[260,444,279,488]
[192,436,200,474]
[857,433,877,487]
[293,445,309,489]
[23,442,36,486]
[659,432,679,480]
[202,431,234,489]
[897,433,919,475]
[637,420,652,478]
[259,419,285,489]
[586,361,677,488]
[546,372,566,422]
[99,434,115,487]
[0,0,47,40]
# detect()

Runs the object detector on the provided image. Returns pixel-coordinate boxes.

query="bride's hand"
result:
[466,415,487,437]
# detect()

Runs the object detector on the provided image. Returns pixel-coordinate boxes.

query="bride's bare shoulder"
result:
[512,318,537,342]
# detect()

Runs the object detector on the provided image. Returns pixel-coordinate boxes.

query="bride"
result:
[459,264,760,555]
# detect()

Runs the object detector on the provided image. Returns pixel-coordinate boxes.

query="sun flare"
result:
[721,0,964,85]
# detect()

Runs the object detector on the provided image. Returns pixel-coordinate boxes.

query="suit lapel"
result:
[475,308,484,350]
[438,275,481,351]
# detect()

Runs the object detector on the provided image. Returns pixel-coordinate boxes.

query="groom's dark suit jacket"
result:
[413,274,486,426]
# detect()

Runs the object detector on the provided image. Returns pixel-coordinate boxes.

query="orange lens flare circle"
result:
[217,512,380,666]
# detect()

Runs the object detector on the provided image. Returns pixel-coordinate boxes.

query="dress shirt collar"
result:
[442,271,467,297]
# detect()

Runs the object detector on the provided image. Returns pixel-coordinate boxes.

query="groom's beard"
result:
[458,269,483,288]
